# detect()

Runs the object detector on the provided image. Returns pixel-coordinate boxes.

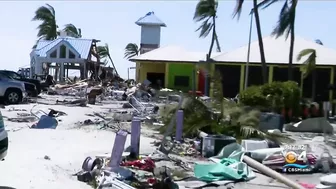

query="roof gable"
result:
[34,37,93,59]
[135,12,166,27]
[46,40,81,58]
[212,35,336,65]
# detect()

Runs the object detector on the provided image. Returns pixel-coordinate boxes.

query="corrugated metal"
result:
[135,12,166,27]
[34,37,93,59]
[64,38,93,59]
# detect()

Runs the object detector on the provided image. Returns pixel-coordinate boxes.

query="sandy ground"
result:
[0,95,156,189]
[1,95,334,189]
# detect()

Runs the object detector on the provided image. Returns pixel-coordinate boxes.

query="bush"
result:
[239,81,301,115]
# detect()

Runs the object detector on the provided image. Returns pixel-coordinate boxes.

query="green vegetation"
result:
[159,73,292,144]
[239,81,301,116]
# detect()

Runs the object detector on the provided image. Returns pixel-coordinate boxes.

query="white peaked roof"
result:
[212,35,336,65]
[130,45,221,63]
[135,12,166,27]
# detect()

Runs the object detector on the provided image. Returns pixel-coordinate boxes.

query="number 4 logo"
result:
[297,151,307,162]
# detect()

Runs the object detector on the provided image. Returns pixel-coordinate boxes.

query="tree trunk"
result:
[108,55,119,76]
[312,69,316,101]
[288,1,297,81]
[208,16,216,58]
[253,0,267,84]
[204,16,217,96]
[288,27,295,81]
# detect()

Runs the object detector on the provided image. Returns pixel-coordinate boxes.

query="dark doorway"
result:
[215,65,240,98]
[273,67,301,84]
[303,68,330,101]
[146,72,165,89]
[248,66,268,86]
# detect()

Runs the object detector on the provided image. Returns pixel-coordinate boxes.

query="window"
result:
[174,76,189,87]
[50,50,57,58]
[69,50,76,59]
[7,72,21,79]
[60,45,66,58]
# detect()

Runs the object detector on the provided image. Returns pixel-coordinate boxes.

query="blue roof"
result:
[34,37,93,58]
[135,12,166,27]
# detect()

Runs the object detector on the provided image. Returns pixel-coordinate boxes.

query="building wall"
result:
[167,63,195,91]
[140,26,161,45]
[138,62,166,83]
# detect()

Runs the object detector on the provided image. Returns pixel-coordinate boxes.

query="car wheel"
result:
[5,89,22,104]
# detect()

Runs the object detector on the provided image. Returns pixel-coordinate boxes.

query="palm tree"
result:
[124,43,140,59]
[63,24,82,38]
[233,0,268,84]
[259,0,298,81]
[194,0,221,96]
[194,0,221,57]
[97,44,119,76]
[297,49,317,101]
[32,4,58,40]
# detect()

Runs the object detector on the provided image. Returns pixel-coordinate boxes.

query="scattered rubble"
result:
[4,79,336,189]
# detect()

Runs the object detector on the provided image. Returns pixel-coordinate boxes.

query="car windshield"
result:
[5,72,21,79]
[0,73,10,80]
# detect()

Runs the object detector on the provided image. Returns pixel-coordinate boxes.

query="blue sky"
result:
[0,1,334,78]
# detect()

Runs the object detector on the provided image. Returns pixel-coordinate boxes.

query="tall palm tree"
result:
[194,0,221,96]
[194,0,221,57]
[63,24,82,38]
[124,43,139,59]
[97,44,119,76]
[32,4,58,40]
[297,49,316,101]
[259,0,298,81]
[233,0,268,84]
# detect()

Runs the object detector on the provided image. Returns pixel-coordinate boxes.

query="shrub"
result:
[239,81,301,115]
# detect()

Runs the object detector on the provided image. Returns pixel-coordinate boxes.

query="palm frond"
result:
[32,4,58,40]
[271,0,297,39]
[194,0,218,38]
[124,43,139,59]
[297,48,316,78]
[257,0,281,9]
[63,24,82,38]
[214,32,221,52]
[97,45,109,59]
[232,0,244,19]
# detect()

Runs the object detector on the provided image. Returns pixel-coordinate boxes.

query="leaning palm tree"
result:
[194,0,221,57]
[63,24,82,38]
[258,0,298,81]
[233,0,268,84]
[97,44,119,76]
[124,43,139,59]
[194,0,221,96]
[297,49,317,101]
[32,4,58,40]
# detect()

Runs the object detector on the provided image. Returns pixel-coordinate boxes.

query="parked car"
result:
[0,74,27,104]
[0,111,8,160]
[0,70,42,96]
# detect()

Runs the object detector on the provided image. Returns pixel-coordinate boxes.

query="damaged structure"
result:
[131,32,336,100]
[29,32,102,82]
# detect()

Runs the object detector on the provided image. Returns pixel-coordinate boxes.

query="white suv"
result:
[0,111,8,160]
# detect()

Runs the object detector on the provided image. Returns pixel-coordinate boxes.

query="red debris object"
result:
[298,182,316,189]
[147,177,157,185]
[120,157,155,172]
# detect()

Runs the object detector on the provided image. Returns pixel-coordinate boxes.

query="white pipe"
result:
[243,156,305,189]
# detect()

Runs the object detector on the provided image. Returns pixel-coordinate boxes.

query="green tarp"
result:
[194,143,256,182]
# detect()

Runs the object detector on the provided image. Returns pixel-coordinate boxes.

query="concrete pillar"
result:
[109,130,128,168]
[176,110,184,141]
[130,119,141,158]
